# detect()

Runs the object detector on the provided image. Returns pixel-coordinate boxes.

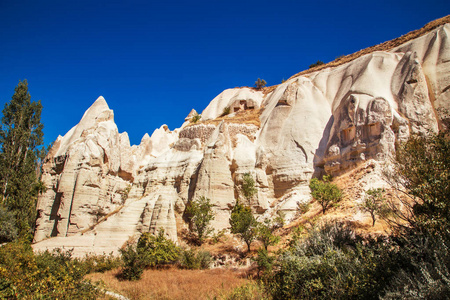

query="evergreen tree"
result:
[0,80,44,239]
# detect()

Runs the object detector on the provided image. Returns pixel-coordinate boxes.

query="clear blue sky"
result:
[0,0,448,146]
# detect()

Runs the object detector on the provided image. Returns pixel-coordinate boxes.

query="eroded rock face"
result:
[33,23,450,256]
[34,97,132,242]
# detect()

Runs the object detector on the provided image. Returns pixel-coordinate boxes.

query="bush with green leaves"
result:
[190,113,201,123]
[221,106,231,116]
[272,212,285,229]
[381,231,450,299]
[264,222,396,300]
[230,200,258,252]
[309,175,342,214]
[0,205,18,243]
[386,130,450,234]
[0,240,101,299]
[379,129,450,297]
[254,78,267,89]
[309,60,324,68]
[119,242,148,281]
[241,172,257,202]
[185,196,215,244]
[358,188,389,226]
[256,219,280,251]
[120,230,180,280]
[224,281,269,300]
[137,230,180,267]
[178,248,212,270]
[211,229,226,244]
[80,252,122,274]
[254,247,275,276]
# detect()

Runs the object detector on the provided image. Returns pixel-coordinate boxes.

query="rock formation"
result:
[33,21,450,256]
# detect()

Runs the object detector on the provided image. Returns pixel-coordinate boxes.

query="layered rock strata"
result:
[33,22,450,256]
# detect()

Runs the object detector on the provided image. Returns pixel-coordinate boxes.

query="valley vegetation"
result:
[0,81,449,299]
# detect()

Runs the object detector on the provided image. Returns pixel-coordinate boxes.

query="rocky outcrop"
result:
[33,22,450,256]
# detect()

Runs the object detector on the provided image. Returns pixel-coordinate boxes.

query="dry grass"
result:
[89,267,252,300]
[282,161,393,241]
[189,107,263,128]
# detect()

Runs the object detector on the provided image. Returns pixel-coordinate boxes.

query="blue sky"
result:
[0,1,448,146]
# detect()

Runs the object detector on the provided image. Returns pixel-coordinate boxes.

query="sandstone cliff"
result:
[33,20,450,256]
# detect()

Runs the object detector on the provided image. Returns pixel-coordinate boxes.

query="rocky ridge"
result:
[33,19,450,256]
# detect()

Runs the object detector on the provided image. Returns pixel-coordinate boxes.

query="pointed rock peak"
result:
[185,109,198,121]
[87,96,110,113]
[78,96,112,125]
[141,133,151,143]
[119,132,131,147]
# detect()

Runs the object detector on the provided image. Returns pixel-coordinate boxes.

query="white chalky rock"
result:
[33,23,450,256]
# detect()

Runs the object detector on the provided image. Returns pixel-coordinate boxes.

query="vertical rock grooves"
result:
[33,21,450,256]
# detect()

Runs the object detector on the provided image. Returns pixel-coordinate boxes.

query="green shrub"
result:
[121,185,132,202]
[297,201,311,214]
[196,250,213,269]
[120,230,180,280]
[358,188,390,226]
[221,106,231,116]
[256,219,280,250]
[0,240,101,299]
[137,230,180,267]
[211,229,226,244]
[0,205,18,243]
[178,248,212,269]
[272,212,285,229]
[309,175,342,214]
[119,242,147,281]
[254,248,275,276]
[264,222,396,300]
[241,173,257,201]
[230,201,258,252]
[80,252,122,274]
[382,237,450,299]
[190,113,201,123]
[185,196,215,244]
[224,281,269,300]
[309,60,324,69]
[254,78,267,89]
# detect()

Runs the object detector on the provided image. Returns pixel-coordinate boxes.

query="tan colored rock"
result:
[33,23,450,256]
[201,88,263,120]
[34,97,131,243]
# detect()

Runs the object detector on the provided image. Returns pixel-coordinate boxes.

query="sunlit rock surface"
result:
[33,23,450,256]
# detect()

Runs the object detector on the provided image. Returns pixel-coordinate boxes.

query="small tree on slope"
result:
[186,196,215,245]
[230,200,257,252]
[309,175,343,214]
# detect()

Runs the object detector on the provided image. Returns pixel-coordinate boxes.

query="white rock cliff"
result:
[33,21,450,256]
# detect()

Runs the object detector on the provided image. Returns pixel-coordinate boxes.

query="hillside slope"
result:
[33,17,450,256]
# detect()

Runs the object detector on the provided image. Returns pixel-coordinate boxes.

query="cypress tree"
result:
[0,80,44,239]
